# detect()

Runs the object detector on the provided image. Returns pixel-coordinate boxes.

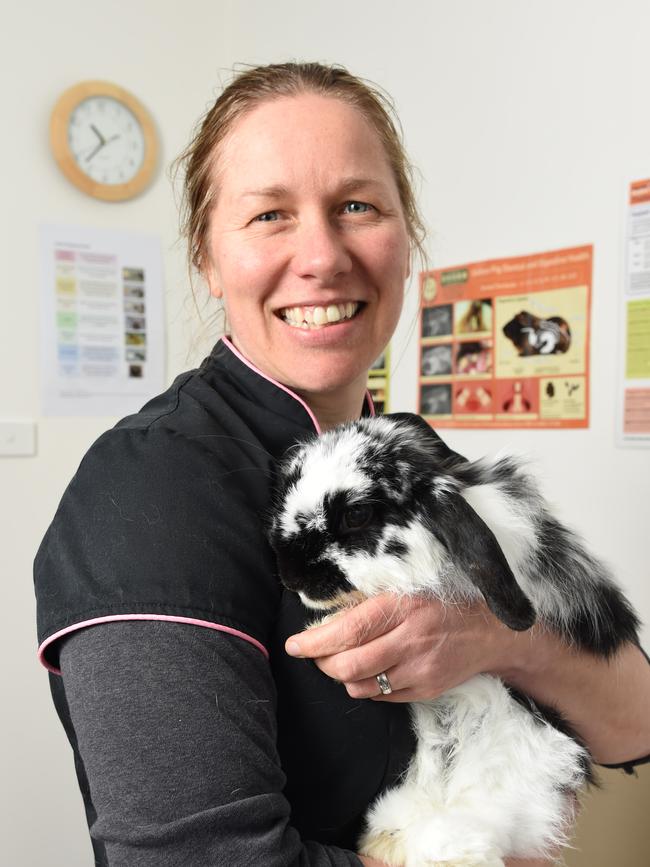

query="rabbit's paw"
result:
[430,858,504,867]
[359,828,408,866]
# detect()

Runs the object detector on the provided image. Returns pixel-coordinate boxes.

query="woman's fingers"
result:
[285,592,411,659]
[314,628,403,684]
[285,593,508,703]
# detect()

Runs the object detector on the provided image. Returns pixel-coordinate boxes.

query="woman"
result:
[35,63,650,866]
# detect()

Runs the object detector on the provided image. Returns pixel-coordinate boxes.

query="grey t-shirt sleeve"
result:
[59,620,364,867]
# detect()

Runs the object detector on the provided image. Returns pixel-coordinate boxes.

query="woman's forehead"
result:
[213,93,396,198]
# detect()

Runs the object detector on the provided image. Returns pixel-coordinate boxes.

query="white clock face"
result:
[68,96,146,185]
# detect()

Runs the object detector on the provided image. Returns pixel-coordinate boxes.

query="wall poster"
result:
[418,245,592,428]
[368,347,390,414]
[617,179,650,447]
[40,224,164,417]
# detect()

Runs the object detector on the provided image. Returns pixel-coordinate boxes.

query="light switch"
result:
[0,420,37,456]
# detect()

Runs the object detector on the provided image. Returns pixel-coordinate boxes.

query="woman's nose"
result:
[290,215,353,283]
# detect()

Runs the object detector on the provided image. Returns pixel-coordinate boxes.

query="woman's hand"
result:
[285,592,521,700]
[287,591,650,765]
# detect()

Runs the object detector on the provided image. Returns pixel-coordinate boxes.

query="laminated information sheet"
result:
[367,347,390,414]
[617,180,650,447]
[40,224,164,416]
[418,246,592,429]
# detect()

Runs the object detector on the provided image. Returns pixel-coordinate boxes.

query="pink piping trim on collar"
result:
[222,336,322,434]
[222,336,377,429]
[38,614,269,676]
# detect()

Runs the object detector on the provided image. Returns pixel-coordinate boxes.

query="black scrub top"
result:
[34,336,415,848]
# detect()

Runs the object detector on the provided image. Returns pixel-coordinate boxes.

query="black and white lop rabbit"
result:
[267,413,640,867]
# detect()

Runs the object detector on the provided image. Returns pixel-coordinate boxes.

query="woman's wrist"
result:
[497,625,555,686]
[482,608,549,688]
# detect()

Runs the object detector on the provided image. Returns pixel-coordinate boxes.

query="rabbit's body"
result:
[359,676,587,865]
[268,413,640,866]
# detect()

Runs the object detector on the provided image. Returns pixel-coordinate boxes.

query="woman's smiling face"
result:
[204,93,410,408]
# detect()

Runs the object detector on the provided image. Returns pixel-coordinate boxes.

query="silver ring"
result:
[375,671,393,695]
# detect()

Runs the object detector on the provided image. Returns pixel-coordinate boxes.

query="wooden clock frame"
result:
[50,80,158,202]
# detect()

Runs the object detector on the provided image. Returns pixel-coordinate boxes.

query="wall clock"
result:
[50,80,158,202]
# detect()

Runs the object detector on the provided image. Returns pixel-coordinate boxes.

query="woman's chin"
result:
[230,332,378,408]
[286,361,371,402]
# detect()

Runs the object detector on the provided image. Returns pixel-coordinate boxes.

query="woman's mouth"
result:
[279,301,362,329]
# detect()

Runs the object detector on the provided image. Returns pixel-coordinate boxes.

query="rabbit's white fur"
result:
[359,679,584,866]
[268,414,640,866]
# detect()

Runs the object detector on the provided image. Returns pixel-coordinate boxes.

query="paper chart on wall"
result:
[617,180,650,447]
[367,347,391,414]
[40,224,165,416]
[417,246,592,429]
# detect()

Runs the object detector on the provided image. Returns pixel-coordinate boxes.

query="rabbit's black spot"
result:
[532,515,640,655]
[383,539,407,557]
[325,490,385,554]
[341,504,374,533]
[273,528,352,601]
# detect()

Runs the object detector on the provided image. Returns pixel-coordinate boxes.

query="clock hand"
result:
[90,123,106,145]
[85,133,120,163]
[86,141,105,162]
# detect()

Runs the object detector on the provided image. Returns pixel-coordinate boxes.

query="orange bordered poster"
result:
[418,245,592,428]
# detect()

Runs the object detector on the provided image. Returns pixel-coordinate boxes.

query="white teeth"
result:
[281,302,360,329]
[326,304,341,322]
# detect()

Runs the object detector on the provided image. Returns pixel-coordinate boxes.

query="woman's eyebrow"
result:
[240,185,289,199]
[239,177,388,200]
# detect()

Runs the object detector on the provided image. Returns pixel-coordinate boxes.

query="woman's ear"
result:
[429,491,536,632]
[201,249,223,299]
[209,284,223,300]
[204,264,223,299]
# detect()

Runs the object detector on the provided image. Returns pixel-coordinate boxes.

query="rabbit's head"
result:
[268,414,535,630]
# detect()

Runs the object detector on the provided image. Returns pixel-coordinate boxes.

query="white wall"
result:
[2,1,648,863]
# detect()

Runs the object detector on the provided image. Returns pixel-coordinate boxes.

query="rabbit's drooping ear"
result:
[430,491,536,631]
[388,413,467,467]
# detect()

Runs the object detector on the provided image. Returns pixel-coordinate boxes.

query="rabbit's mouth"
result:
[275,546,356,607]
[278,301,363,329]
[299,588,366,612]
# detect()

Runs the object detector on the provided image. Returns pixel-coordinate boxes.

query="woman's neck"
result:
[296,374,369,432]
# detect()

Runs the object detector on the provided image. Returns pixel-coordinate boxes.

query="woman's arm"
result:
[499,626,650,765]
[60,620,365,866]
[286,593,650,765]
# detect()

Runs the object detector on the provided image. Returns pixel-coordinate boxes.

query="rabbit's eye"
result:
[341,504,374,533]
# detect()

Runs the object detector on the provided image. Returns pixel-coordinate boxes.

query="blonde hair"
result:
[175,62,426,278]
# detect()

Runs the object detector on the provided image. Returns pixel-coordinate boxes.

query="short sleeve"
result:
[35,425,280,672]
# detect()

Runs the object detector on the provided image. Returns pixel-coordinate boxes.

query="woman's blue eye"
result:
[343,201,373,214]
[255,211,279,222]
